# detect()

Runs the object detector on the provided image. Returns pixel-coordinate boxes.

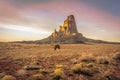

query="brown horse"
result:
[54,44,60,50]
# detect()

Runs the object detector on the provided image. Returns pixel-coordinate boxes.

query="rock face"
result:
[51,15,78,38]
[37,15,87,44]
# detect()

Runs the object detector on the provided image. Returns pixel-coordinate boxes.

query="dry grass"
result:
[97,56,109,64]
[28,73,44,80]
[53,68,65,80]
[1,75,16,80]
[0,42,120,80]
[79,55,96,63]
[112,52,120,60]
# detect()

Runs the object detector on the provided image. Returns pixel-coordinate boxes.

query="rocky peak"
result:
[67,15,78,33]
[51,15,78,38]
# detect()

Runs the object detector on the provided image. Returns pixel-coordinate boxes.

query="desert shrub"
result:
[24,65,40,70]
[66,70,74,77]
[71,63,83,74]
[113,52,120,61]
[53,68,65,80]
[80,56,96,63]
[86,63,94,68]
[97,57,109,64]
[39,69,48,74]
[55,64,63,69]
[53,68,65,77]
[70,58,78,64]
[53,75,61,80]
[1,75,16,80]
[104,75,119,80]
[103,71,119,80]
[80,68,92,76]
[0,72,5,79]
[27,74,43,80]
[17,69,27,75]
[91,67,100,73]
[71,63,93,76]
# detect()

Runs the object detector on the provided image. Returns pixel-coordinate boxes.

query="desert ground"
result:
[0,42,120,80]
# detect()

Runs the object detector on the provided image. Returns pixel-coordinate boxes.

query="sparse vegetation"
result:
[80,56,96,63]
[102,70,119,80]
[1,75,16,80]
[17,69,27,75]
[53,68,65,80]
[39,69,48,74]
[28,74,44,80]
[71,63,93,76]
[0,43,120,80]
[23,65,40,70]
[97,57,109,64]
[71,63,83,74]
[80,68,93,76]
[55,64,63,69]
[86,63,94,67]
[112,52,120,60]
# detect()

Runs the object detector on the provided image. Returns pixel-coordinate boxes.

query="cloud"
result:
[22,0,120,31]
[0,0,21,22]
[1,0,120,31]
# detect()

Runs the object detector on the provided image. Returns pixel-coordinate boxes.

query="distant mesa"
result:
[16,15,120,44]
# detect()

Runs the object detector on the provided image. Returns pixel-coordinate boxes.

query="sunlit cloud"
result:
[0,24,51,35]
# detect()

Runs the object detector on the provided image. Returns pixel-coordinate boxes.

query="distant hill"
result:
[14,15,120,44]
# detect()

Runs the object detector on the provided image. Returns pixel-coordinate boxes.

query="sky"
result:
[0,0,120,42]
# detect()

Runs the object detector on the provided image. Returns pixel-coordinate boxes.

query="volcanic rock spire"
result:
[66,15,78,33]
[51,15,78,37]
[43,15,86,43]
[60,15,78,33]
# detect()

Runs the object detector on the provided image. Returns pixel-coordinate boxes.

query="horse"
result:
[54,44,60,50]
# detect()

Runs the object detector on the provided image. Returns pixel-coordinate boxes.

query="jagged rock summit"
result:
[37,15,87,44]
[51,15,78,38]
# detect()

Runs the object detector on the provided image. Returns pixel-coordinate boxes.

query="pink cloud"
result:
[0,0,120,31]
[22,0,120,31]
[0,1,19,20]
[0,0,28,25]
